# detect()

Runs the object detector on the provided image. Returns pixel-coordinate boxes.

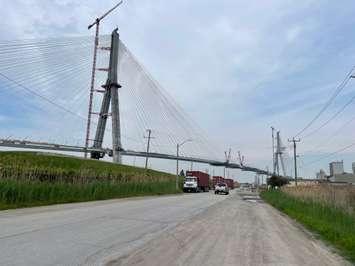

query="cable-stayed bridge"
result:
[0,29,270,176]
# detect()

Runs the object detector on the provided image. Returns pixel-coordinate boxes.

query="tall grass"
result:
[261,189,355,263]
[282,184,355,214]
[0,179,177,210]
[0,151,173,183]
[0,151,181,209]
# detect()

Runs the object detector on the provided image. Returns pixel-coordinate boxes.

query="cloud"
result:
[2,0,355,181]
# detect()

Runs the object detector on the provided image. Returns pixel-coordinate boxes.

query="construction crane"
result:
[85,1,124,158]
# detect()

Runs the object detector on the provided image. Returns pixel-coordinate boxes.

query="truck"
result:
[183,171,210,192]
[225,178,235,189]
[215,182,229,195]
[212,176,224,188]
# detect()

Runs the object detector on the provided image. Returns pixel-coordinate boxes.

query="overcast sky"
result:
[2,0,355,181]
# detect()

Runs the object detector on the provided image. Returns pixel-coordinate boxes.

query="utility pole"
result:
[271,127,275,175]
[224,148,231,179]
[176,144,180,190]
[275,131,281,176]
[144,129,153,170]
[288,137,301,186]
[176,139,192,190]
[85,1,123,159]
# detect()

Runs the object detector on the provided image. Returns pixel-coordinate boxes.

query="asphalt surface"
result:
[0,190,350,266]
[0,192,226,266]
[111,191,350,266]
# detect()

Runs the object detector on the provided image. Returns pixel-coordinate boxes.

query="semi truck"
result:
[183,171,210,192]
[225,178,235,189]
[212,176,224,188]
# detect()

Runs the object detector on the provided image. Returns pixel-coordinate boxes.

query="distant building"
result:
[329,173,355,185]
[329,161,344,176]
[316,169,327,180]
[327,161,355,185]
[287,179,319,187]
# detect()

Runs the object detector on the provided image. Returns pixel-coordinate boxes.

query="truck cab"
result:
[215,182,229,195]
[183,176,198,192]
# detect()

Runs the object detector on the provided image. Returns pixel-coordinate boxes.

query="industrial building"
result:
[316,169,327,180]
[328,161,355,185]
[329,161,344,176]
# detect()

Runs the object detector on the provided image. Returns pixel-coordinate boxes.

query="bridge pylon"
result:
[91,29,122,163]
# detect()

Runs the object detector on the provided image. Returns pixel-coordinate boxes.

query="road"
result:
[0,191,350,266]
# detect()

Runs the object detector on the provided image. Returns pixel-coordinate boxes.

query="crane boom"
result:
[88,1,123,29]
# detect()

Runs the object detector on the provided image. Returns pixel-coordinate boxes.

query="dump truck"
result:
[183,171,210,192]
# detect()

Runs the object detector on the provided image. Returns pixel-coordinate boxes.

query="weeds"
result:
[0,151,181,209]
[282,184,355,214]
[261,189,355,263]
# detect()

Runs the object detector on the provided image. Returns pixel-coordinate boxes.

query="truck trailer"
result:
[225,178,235,189]
[212,176,224,188]
[183,171,210,192]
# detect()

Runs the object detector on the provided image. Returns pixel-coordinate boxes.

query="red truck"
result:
[212,176,224,188]
[183,171,210,192]
[225,178,235,189]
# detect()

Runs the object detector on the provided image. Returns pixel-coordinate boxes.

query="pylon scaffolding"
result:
[91,29,122,163]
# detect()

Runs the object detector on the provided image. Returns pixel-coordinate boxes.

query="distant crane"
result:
[238,151,245,166]
[224,148,231,178]
[275,131,287,177]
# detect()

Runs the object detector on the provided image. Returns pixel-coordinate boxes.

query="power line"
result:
[294,66,355,137]
[304,142,355,166]
[313,113,355,150]
[303,91,355,138]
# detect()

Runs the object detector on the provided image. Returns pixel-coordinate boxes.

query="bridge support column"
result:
[91,29,122,163]
[110,29,122,163]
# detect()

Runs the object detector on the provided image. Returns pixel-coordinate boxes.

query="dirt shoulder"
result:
[108,191,350,266]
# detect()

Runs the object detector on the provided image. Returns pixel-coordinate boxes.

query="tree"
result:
[267,175,289,188]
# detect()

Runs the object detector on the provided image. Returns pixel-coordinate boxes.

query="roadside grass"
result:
[282,185,355,215]
[0,151,181,209]
[0,179,177,210]
[261,190,355,263]
[0,151,172,183]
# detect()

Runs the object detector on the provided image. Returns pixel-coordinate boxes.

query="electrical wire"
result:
[294,66,355,137]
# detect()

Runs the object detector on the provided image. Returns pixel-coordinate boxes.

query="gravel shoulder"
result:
[110,190,350,266]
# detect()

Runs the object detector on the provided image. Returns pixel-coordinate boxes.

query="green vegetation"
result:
[261,189,355,263]
[0,151,180,210]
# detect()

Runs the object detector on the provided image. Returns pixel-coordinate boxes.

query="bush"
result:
[267,175,289,188]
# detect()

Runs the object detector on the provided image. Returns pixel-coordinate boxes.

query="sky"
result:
[2,0,355,181]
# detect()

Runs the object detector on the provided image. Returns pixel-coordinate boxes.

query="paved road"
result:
[0,192,226,266]
[111,191,350,266]
[0,191,350,266]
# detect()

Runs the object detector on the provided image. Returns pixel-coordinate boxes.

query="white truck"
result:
[214,182,229,195]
